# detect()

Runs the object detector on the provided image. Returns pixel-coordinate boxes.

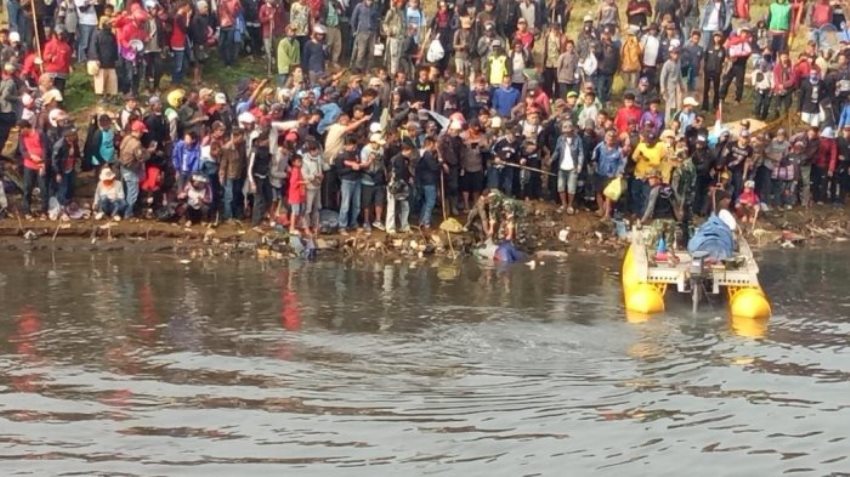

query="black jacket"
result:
[595,41,620,75]
[90,29,119,67]
[703,43,726,75]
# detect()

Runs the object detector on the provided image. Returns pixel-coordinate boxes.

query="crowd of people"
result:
[0,0,849,244]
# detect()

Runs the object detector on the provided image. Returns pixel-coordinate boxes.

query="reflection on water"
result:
[0,249,848,475]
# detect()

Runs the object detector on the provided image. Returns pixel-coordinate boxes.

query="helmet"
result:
[167,89,186,108]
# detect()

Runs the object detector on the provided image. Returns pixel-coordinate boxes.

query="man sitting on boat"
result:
[637,168,683,251]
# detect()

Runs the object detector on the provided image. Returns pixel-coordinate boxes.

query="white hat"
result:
[369,122,383,134]
[214,92,227,104]
[490,116,502,129]
[369,133,385,144]
[99,168,116,181]
[313,24,326,35]
[683,96,698,107]
[238,112,256,124]
[821,126,835,138]
[48,108,68,127]
[448,120,463,131]
[9,32,20,43]
[197,0,208,9]
[583,14,593,22]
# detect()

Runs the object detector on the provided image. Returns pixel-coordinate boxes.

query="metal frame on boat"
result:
[622,229,771,321]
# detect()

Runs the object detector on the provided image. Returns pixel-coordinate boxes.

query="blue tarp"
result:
[687,215,735,260]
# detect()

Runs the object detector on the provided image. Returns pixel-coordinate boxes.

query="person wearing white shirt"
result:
[640,25,661,86]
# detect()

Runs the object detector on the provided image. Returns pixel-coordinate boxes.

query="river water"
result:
[0,249,848,476]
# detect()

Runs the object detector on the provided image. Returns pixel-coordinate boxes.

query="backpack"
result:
[621,37,642,73]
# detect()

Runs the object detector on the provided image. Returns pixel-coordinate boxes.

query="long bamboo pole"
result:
[29,0,44,74]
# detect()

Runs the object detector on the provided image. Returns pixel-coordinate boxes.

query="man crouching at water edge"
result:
[464,189,524,243]
[93,168,127,221]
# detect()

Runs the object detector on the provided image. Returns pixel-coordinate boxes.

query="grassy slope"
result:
[6,0,807,120]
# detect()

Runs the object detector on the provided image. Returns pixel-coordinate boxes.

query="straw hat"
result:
[99,168,116,181]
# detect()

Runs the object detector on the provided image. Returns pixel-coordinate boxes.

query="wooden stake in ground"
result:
[29,0,44,74]
[501,161,557,177]
[267,8,274,76]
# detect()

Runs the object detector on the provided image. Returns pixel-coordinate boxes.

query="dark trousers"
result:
[219,27,238,66]
[118,57,141,96]
[145,52,163,90]
[770,32,788,54]
[0,111,15,156]
[557,82,577,99]
[247,25,262,56]
[721,62,747,102]
[56,170,75,206]
[22,167,49,215]
[542,67,557,98]
[812,165,829,203]
[754,89,771,120]
[693,175,712,216]
[831,162,850,203]
[641,65,658,88]
[702,72,721,110]
[223,177,244,220]
[185,204,210,223]
[596,73,614,104]
[446,165,460,212]
[772,93,792,118]
[251,174,272,226]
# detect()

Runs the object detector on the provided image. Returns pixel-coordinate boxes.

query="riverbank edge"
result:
[1,204,847,258]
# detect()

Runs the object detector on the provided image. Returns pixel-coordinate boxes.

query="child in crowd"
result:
[287,154,306,234]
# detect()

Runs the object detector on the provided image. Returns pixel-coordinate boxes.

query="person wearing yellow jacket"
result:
[621,26,643,89]
[277,25,301,86]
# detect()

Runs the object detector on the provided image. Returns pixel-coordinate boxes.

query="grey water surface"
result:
[0,249,848,476]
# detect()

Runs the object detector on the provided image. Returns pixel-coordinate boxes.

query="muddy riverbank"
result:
[1,201,847,259]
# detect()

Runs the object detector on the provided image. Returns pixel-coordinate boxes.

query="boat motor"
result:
[689,251,710,312]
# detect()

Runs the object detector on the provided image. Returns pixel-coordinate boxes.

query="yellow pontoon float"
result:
[622,229,771,321]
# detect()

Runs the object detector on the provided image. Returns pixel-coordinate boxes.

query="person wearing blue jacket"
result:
[492,76,520,118]
[591,129,626,219]
[171,131,201,190]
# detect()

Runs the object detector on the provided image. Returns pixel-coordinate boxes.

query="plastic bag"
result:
[426,38,445,63]
[581,53,598,77]
[603,176,624,201]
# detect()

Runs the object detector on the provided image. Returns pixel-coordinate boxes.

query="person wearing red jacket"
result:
[813,126,838,203]
[19,120,51,218]
[614,92,643,135]
[772,51,795,117]
[114,5,149,96]
[42,31,73,93]
[791,53,814,87]
[259,0,276,67]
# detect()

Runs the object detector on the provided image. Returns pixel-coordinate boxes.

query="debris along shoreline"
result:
[1,201,847,257]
